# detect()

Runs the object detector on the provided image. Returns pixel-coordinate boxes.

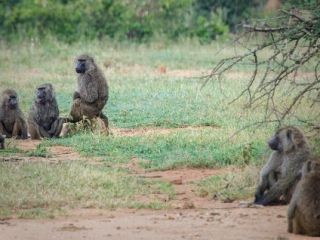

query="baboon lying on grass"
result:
[254,126,310,205]
[0,89,28,139]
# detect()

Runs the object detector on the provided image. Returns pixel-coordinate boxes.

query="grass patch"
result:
[196,166,260,201]
[0,161,174,218]
[26,144,51,158]
[47,128,267,170]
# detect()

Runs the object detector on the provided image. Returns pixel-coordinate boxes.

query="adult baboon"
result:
[0,89,28,139]
[287,160,320,236]
[0,135,5,149]
[70,54,109,128]
[254,126,310,205]
[28,83,66,139]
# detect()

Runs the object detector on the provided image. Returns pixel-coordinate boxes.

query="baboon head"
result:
[1,89,19,110]
[268,126,307,153]
[35,83,55,105]
[302,160,320,177]
[75,54,96,74]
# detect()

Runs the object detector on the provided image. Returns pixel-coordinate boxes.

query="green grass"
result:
[0,161,174,218]
[47,129,266,170]
[196,166,260,201]
[0,39,319,217]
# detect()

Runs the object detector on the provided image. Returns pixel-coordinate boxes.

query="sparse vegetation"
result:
[0,39,319,218]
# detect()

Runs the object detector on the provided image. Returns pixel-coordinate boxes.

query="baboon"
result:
[70,54,109,128]
[0,135,5,149]
[254,151,283,204]
[254,126,310,205]
[0,89,28,139]
[28,83,66,139]
[287,160,320,236]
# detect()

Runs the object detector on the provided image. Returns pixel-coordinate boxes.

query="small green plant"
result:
[196,166,259,201]
[27,144,51,158]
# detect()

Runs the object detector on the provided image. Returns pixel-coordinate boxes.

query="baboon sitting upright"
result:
[0,89,28,139]
[254,126,310,205]
[28,83,66,139]
[70,54,109,128]
[287,160,320,236]
[0,135,5,149]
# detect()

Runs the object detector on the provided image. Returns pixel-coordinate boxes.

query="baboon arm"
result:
[257,176,293,205]
[0,121,10,136]
[254,174,269,202]
[73,91,81,100]
[12,117,28,139]
[287,201,296,233]
[48,118,65,137]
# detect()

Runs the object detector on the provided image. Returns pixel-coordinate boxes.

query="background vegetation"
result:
[1,0,265,42]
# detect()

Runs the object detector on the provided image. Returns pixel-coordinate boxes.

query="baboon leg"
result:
[70,99,102,122]
[268,171,278,186]
[70,99,83,122]
[81,102,101,118]
[254,175,269,203]
[28,122,41,140]
[29,122,50,139]
[12,119,28,139]
[0,122,10,137]
[292,217,305,235]
[48,118,66,137]
[99,112,109,129]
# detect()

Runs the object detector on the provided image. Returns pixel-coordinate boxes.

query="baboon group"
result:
[0,54,319,236]
[0,54,108,146]
[255,126,320,236]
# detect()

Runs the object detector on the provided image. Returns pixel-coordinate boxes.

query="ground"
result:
[0,139,316,240]
[1,41,319,240]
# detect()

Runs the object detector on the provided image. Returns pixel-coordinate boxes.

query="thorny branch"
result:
[205,8,320,128]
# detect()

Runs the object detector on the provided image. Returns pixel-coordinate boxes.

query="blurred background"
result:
[0,0,285,43]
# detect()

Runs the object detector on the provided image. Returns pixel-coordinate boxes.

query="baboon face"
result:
[75,55,95,74]
[2,89,18,109]
[35,84,54,105]
[302,160,320,176]
[268,127,305,153]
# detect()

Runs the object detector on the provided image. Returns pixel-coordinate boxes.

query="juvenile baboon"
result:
[254,126,310,205]
[0,135,5,149]
[287,160,320,236]
[0,89,28,139]
[28,83,66,139]
[70,54,109,128]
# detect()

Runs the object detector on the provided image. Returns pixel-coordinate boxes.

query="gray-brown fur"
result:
[254,126,310,205]
[254,151,283,203]
[70,54,109,127]
[287,160,320,236]
[28,83,66,139]
[0,89,28,139]
[0,135,5,149]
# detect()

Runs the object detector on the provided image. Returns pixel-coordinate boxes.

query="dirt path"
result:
[1,206,315,240]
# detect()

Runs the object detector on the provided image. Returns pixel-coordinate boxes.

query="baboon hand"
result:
[73,91,81,100]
